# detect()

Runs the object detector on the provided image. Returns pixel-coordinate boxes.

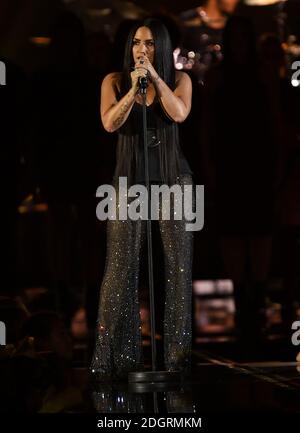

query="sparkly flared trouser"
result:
[90,174,195,379]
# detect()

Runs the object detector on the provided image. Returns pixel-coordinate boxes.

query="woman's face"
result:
[132,26,155,64]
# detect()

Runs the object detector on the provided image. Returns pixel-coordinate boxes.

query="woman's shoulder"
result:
[175,70,192,85]
[102,72,122,89]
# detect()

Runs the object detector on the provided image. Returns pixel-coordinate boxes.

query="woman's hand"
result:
[134,55,159,82]
[130,66,148,92]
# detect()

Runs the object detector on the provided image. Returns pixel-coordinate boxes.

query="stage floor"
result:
[75,338,300,414]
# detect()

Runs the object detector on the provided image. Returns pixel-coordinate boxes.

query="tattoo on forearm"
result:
[112,95,132,128]
[153,76,162,97]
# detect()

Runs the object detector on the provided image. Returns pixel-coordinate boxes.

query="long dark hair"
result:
[114,18,182,187]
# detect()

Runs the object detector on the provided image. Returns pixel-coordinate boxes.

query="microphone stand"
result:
[128,77,181,387]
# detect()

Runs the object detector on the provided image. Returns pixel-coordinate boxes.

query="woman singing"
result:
[90,18,194,380]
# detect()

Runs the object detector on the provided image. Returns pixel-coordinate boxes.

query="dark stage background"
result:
[1,0,300,415]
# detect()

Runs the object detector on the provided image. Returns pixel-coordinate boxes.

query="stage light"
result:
[29,37,51,47]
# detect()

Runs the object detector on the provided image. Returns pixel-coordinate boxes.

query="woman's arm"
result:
[100,69,147,133]
[134,56,192,122]
[154,71,192,123]
[100,73,135,133]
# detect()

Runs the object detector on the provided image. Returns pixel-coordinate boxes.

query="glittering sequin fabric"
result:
[90,174,195,380]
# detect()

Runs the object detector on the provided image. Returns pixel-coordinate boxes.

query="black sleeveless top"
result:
[128,100,193,184]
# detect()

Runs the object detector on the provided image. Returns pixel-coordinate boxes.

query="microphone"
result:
[138,74,148,93]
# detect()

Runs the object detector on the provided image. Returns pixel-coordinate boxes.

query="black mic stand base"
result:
[128,370,181,384]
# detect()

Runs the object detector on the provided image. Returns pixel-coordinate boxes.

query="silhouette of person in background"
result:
[179,0,240,82]
[201,16,278,349]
